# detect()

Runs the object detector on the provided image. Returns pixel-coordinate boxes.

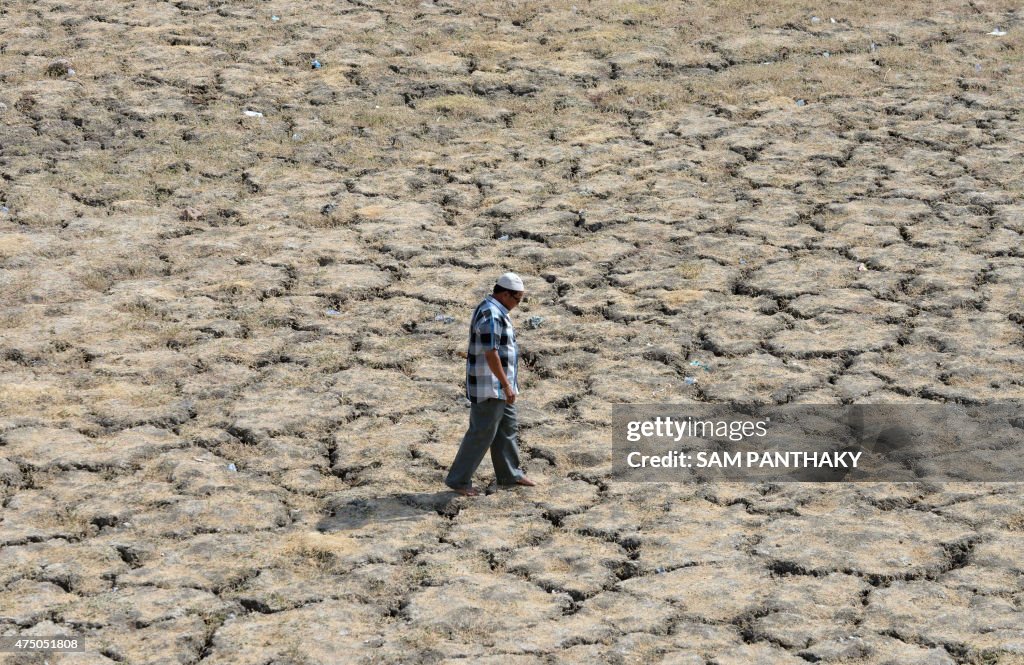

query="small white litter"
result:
[989,28,1007,36]
[243,110,264,117]
[858,263,868,272]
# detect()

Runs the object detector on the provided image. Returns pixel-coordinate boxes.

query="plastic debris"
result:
[656,567,666,574]
[497,234,510,240]
[227,463,237,472]
[739,258,747,264]
[975,64,982,72]
[67,68,76,76]
[325,309,340,316]
[0,206,8,215]
[243,109,263,117]
[822,51,830,58]
[684,377,697,385]
[870,42,877,52]
[292,133,301,141]
[434,313,456,324]
[271,15,280,21]
[811,16,820,24]
[796,99,806,106]
[830,17,836,23]
[858,263,868,272]
[311,59,322,69]
[689,360,712,371]
[989,28,1007,36]
[526,315,544,329]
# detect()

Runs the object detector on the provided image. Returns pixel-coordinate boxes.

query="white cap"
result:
[496,272,524,291]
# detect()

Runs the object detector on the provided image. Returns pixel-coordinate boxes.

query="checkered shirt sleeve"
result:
[465,298,518,403]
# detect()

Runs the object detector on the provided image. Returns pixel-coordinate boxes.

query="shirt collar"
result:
[485,294,509,317]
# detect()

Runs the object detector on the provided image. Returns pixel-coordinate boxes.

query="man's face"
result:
[498,290,525,311]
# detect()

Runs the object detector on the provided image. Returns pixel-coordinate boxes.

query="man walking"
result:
[445,272,537,497]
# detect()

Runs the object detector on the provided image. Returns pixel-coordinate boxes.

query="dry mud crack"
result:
[1,0,1024,663]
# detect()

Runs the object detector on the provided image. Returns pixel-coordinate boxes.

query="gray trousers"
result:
[445,398,524,489]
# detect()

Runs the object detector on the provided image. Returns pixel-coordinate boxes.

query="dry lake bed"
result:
[1,0,1023,662]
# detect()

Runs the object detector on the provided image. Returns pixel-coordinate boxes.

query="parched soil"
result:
[1,0,1023,663]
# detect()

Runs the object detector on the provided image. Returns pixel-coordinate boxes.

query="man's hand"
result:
[484,349,518,404]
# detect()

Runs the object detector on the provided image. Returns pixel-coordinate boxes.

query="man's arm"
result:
[483,349,516,404]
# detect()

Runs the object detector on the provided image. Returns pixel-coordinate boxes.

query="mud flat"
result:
[1,0,1023,662]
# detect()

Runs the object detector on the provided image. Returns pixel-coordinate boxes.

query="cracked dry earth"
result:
[1,0,1024,663]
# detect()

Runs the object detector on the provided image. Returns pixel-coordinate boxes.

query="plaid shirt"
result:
[465,295,518,403]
